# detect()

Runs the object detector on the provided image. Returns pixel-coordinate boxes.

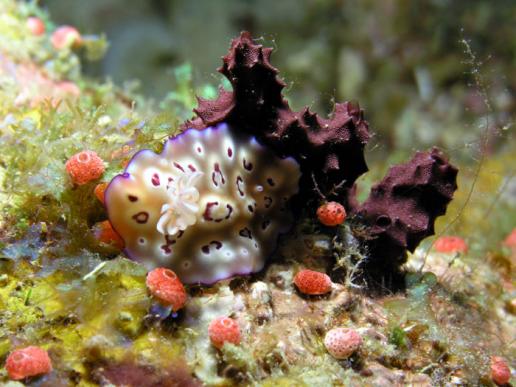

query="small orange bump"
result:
[208,316,241,349]
[490,356,511,386]
[93,220,124,250]
[503,228,516,249]
[51,25,82,49]
[294,269,332,295]
[27,17,45,36]
[65,150,105,185]
[146,268,187,312]
[434,236,468,254]
[94,182,108,205]
[317,201,346,226]
[6,346,52,380]
[324,328,362,359]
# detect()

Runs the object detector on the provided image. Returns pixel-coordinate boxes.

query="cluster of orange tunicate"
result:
[65,150,105,185]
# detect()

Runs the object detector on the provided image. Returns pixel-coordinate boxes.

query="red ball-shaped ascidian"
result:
[26,17,45,36]
[324,328,362,360]
[65,150,105,185]
[490,356,511,386]
[294,269,333,295]
[146,268,187,312]
[503,228,516,249]
[208,316,242,349]
[317,201,346,226]
[51,25,82,50]
[5,346,52,380]
[93,220,125,250]
[434,236,468,254]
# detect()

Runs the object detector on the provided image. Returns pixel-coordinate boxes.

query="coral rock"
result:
[294,269,332,295]
[6,346,52,380]
[324,328,362,359]
[434,236,468,254]
[183,31,370,206]
[65,150,105,185]
[490,356,511,386]
[146,268,187,311]
[106,124,300,284]
[357,148,458,273]
[317,201,347,226]
[208,316,241,349]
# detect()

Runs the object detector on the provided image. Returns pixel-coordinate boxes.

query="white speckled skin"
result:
[105,124,301,284]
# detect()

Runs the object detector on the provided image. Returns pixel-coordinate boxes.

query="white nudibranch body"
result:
[105,124,301,284]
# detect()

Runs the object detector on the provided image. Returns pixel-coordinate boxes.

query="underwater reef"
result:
[0,1,515,386]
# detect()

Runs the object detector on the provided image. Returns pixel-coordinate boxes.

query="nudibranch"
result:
[105,124,300,284]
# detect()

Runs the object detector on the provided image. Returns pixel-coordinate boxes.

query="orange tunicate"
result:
[146,268,187,312]
[294,269,332,295]
[317,201,346,226]
[324,328,362,359]
[93,220,124,250]
[51,25,82,50]
[490,356,511,386]
[503,228,516,249]
[5,346,52,380]
[94,182,108,205]
[65,150,105,185]
[434,236,468,254]
[27,17,45,36]
[208,316,241,349]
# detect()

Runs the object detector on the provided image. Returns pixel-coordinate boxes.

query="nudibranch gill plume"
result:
[105,124,301,284]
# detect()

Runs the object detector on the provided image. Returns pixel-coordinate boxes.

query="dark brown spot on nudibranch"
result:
[236,176,244,196]
[227,147,233,157]
[128,195,138,202]
[243,158,253,171]
[160,233,183,254]
[201,240,223,254]
[188,164,197,172]
[239,227,252,239]
[203,201,219,221]
[212,163,226,186]
[224,204,233,220]
[267,178,275,186]
[132,211,149,224]
[261,220,271,230]
[173,162,185,172]
[248,204,254,213]
[264,196,273,208]
[151,173,160,186]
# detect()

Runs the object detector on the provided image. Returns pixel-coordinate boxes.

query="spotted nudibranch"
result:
[105,124,301,284]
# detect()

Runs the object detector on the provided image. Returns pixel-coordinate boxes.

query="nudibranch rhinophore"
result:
[105,124,301,284]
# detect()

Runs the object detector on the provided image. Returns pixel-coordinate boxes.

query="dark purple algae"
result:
[183,31,371,209]
[183,32,459,279]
